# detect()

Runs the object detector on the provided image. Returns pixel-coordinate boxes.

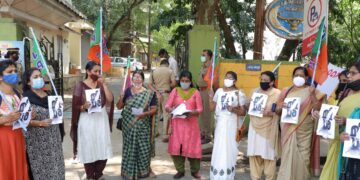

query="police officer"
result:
[197,49,219,144]
[148,59,176,142]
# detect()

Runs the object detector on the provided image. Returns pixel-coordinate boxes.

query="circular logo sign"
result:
[307,0,322,28]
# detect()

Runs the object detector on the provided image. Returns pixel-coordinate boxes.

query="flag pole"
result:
[210,37,217,91]
[310,28,323,86]
[100,7,103,75]
[122,56,131,93]
[272,62,282,72]
[30,27,58,96]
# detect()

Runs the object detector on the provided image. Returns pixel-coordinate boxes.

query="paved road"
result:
[62,74,323,180]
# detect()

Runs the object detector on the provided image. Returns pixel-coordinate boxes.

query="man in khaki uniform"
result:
[148,59,176,142]
[197,49,219,144]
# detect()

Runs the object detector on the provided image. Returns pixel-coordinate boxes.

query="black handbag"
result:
[116,118,122,130]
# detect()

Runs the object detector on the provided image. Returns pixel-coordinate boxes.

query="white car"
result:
[130,58,144,71]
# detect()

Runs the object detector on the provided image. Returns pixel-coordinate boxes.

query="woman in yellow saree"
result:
[275,67,325,180]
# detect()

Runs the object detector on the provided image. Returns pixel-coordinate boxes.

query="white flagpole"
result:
[100,7,103,75]
[272,62,282,72]
[210,37,217,91]
[30,27,58,96]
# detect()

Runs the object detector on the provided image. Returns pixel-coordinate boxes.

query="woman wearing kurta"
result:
[338,62,360,179]
[275,66,325,180]
[22,68,65,179]
[0,60,28,180]
[165,70,203,179]
[70,61,114,180]
[247,71,281,180]
[312,69,349,180]
[117,70,157,179]
[209,71,246,180]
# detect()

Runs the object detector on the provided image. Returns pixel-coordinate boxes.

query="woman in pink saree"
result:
[165,70,203,179]
[275,67,325,180]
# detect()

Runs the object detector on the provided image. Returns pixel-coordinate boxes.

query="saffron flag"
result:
[87,9,111,72]
[204,37,219,90]
[308,17,328,85]
[273,63,280,87]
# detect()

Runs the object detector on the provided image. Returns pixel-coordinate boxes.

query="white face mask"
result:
[224,79,234,88]
[133,82,142,88]
[293,76,305,87]
[180,82,191,89]
[200,56,206,63]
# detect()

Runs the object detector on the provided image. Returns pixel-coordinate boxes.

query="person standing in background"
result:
[197,49,219,144]
[158,49,178,81]
[5,48,23,92]
[148,59,176,142]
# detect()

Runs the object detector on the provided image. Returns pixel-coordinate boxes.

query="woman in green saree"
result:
[117,70,157,179]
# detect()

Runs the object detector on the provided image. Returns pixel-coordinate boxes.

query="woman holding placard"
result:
[246,71,281,180]
[71,61,114,180]
[165,70,203,179]
[275,66,325,180]
[208,71,246,180]
[337,62,360,179]
[116,70,157,179]
[0,60,28,179]
[22,68,65,179]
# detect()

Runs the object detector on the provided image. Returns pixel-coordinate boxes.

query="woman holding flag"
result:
[246,71,281,180]
[71,61,114,180]
[116,70,157,179]
[275,66,325,180]
[22,68,65,179]
[0,60,28,180]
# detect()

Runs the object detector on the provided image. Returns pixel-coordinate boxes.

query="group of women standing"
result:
[0,60,65,180]
[1,58,360,180]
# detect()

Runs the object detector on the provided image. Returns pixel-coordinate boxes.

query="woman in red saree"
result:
[275,66,325,180]
[0,60,28,180]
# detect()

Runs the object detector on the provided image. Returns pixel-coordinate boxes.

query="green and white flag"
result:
[90,11,101,47]
[31,35,47,76]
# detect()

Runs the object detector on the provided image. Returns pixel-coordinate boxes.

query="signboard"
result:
[316,104,339,139]
[316,63,344,99]
[246,64,261,71]
[265,0,304,40]
[48,96,64,124]
[0,41,25,70]
[302,0,328,56]
[13,97,32,130]
[281,97,301,124]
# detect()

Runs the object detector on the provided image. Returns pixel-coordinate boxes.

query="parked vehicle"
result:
[110,57,127,67]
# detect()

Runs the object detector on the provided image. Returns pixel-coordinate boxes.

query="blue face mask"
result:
[32,77,45,89]
[3,73,18,85]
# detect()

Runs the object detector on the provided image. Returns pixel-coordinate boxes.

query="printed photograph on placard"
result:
[13,97,32,130]
[281,97,301,124]
[248,93,268,117]
[343,119,360,159]
[316,104,339,139]
[85,88,102,113]
[48,96,64,124]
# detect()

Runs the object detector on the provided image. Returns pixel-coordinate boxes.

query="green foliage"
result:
[327,0,359,67]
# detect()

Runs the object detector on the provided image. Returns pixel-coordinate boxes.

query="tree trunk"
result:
[106,0,145,49]
[277,40,299,61]
[194,0,219,25]
[253,0,265,60]
[215,3,237,57]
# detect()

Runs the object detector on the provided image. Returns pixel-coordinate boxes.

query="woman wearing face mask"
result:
[70,61,114,180]
[0,60,28,179]
[116,70,157,179]
[275,66,325,180]
[335,62,360,179]
[311,69,349,180]
[165,70,203,179]
[245,71,281,180]
[22,68,65,179]
[208,71,246,180]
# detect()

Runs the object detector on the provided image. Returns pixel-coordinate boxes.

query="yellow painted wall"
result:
[218,60,300,96]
